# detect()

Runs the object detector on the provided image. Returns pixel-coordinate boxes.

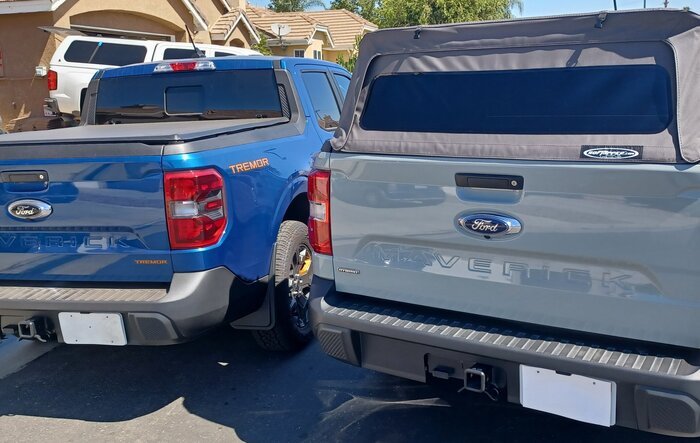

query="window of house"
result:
[294,49,305,58]
[313,50,322,60]
[302,71,340,130]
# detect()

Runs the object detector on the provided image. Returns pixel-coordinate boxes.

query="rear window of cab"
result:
[94,69,283,124]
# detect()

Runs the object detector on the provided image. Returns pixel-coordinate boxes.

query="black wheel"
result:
[252,220,313,351]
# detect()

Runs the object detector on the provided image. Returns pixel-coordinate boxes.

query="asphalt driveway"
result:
[0,329,683,442]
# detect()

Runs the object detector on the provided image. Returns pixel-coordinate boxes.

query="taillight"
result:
[309,169,332,255]
[47,70,57,91]
[164,168,226,249]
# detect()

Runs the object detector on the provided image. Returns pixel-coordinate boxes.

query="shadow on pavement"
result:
[0,328,680,442]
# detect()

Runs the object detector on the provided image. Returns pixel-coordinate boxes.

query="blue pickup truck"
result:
[0,56,350,350]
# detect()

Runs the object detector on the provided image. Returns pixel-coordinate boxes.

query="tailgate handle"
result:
[455,173,523,190]
[1,171,49,192]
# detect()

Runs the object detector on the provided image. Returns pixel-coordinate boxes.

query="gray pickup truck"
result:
[309,9,700,438]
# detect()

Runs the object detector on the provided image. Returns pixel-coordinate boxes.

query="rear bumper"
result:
[310,277,700,438]
[43,97,60,116]
[47,91,74,117]
[0,267,234,345]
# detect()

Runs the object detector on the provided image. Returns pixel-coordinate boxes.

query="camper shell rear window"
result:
[360,65,673,135]
[64,41,147,66]
[162,48,201,60]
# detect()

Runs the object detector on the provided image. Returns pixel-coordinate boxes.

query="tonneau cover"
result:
[333,9,700,163]
[0,118,288,146]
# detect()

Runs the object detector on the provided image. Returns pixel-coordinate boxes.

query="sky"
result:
[519,0,698,17]
[248,0,700,16]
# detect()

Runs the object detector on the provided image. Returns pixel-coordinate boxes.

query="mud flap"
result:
[230,243,277,330]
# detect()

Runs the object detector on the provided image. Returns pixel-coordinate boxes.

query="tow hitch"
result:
[458,364,501,401]
[17,317,53,343]
[429,359,505,402]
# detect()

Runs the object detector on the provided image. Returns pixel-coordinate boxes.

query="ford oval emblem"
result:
[457,213,521,239]
[7,200,52,221]
[582,147,640,160]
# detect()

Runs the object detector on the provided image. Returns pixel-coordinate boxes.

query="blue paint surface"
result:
[0,57,349,283]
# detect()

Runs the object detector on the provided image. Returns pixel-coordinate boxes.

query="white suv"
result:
[47,36,260,120]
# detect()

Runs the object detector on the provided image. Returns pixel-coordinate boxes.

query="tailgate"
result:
[0,143,171,282]
[330,155,700,348]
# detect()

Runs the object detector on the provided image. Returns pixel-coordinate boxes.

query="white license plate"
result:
[58,312,127,346]
[520,365,616,426]
[42,105,56,117]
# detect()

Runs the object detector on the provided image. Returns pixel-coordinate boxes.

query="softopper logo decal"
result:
[457,213,521,239]
[7,200,52,221]
[581,145,642,160]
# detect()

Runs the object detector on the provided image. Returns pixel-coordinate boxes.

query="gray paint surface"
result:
[324,9,700,349]
[329,153,700,348]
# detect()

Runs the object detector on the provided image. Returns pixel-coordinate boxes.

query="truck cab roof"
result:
[96,56,343,79]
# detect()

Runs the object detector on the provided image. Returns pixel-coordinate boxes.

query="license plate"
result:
[42,105,56,117]
[520,365,616,426]
[58,312,127,346]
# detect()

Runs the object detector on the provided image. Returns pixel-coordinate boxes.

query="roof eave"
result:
[212,12,261,44]
[218,0,232,12]
[267,38,311,47]
[259,26,335,48]
[310,26,334,48]
[180,0,208,32]
[324,45,355,51]
[0,0,65,14]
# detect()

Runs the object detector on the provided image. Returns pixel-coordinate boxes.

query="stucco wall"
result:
[0,13,55,130]
[224,25,252,49]
[191,0,227,29]
[271,35,325,59]
[54,0,200,41]
[322,49,352,63]
[69,10,186,40]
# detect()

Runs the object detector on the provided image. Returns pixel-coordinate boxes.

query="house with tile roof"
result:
[301,9,377,63]
[217,6,377,62]
[0,0,375,131]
